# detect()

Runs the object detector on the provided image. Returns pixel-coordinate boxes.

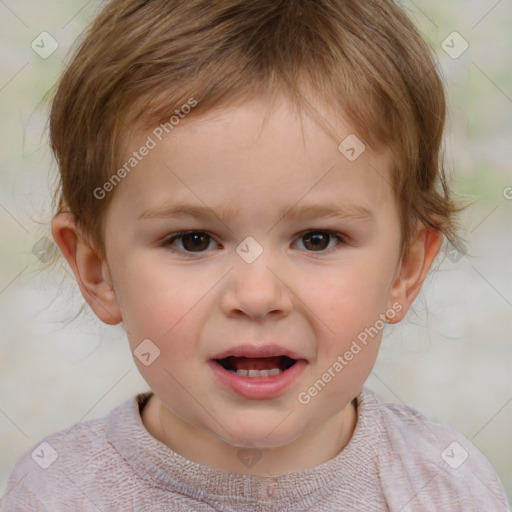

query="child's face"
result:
[75,93,427,454]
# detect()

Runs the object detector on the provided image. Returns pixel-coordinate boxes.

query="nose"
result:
[220,251,293,321]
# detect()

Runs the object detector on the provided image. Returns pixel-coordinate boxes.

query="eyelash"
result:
[163,230,345,257]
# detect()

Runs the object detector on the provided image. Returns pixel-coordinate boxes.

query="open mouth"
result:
[214,355,297,378]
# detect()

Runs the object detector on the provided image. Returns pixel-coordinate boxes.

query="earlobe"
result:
[387,223,442,324]
[51,212,122,325]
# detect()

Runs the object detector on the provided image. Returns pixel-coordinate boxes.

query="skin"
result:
[53,92,441,476]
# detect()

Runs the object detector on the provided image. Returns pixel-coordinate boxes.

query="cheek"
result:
[305,256,396,353]
[113,260,206,352]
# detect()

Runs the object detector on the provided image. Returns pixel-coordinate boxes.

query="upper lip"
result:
[211,344,304,361]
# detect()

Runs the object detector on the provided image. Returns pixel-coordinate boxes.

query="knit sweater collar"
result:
[107,387,382,510]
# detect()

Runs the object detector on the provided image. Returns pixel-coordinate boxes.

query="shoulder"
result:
[0,393,151,512]
[359,387,510,511]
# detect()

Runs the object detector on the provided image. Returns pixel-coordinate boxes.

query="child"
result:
[1,0,509,510]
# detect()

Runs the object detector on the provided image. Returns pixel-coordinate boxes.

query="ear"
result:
[52,212,122,325]
[387,222,442,323]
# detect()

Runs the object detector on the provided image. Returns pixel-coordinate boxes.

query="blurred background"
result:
[0,0,511,505]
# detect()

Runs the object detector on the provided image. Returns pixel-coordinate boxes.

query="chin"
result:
[216,417,306,450]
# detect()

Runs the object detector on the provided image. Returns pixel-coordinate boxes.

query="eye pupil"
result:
[303,232,329,251]
[182,232,210,252]
[171,231,338,254]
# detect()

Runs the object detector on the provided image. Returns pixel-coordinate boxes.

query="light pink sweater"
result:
[1,388,508,511]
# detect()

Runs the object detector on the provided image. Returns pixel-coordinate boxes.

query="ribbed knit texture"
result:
[1,388,508,511]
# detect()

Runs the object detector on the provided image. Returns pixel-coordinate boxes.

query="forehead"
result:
[112,94,396,227]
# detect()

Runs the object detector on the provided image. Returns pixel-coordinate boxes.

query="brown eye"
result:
[298,231,340,252]
[180,232,211,251]
[167,231,215,253]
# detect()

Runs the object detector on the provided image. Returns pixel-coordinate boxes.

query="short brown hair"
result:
[50,0,461,260]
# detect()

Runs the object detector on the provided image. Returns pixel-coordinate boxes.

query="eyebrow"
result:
[138,201,375,224]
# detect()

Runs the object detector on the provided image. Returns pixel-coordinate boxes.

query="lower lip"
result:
[208,360,307,400]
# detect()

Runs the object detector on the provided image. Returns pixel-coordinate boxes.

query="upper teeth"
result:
[235,368,281,377]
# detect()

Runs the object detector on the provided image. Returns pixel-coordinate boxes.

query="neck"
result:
[142,394,358,476]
